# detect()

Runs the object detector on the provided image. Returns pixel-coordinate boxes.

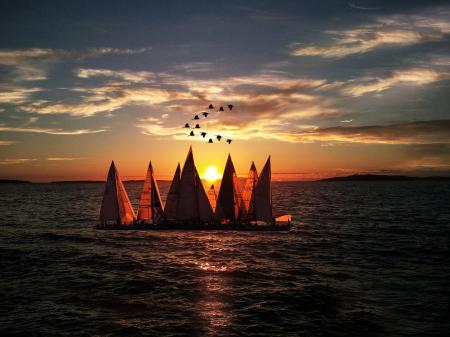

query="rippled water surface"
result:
[1,181,449,337]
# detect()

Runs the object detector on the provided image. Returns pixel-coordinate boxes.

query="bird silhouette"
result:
[228,104,234,110]
[202,112,209,117]
[201,132,207,138]
[216,135,222,141]
[208,104,214,109]
[195,124,200,129]
[208,139,213,143]
[184,123,190,128]
[226,139,232,144]
[219,106,224,111]
[189,131,195,136]
[193,115,199,120]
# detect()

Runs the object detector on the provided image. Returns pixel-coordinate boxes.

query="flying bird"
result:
[208,104,214,109]
[208,139,213,143]
[202,112,209,117]
[195,124,200,129]
[193,115,199,120]
[216,135,222,141]
[226,139,232,144]
[219,106,224,111]
[228,104,234,110]
[189,131,195,136]
[184,123,190,128]
[200,132,207,138]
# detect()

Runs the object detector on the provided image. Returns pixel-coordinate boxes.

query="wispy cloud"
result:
[76,68,156,83]
[0,47,150,82]
[342,68,450,96]
[290,120,450,144]
[0,140,16,146]
[0,88,42,103]
[290,9,450,58]
[173,62,213,73]
[47,157,85,161]
[0,158,36,165]
[0,125,107,135]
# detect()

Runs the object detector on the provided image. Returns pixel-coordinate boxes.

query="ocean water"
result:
[0,181,449,337]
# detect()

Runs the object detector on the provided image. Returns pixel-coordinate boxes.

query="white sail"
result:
[254,156,272,223]
[137,161,164,224]
[99,161,135,225]
[240,161,258,220]
[164,163,180,221]
[217,154,242,221]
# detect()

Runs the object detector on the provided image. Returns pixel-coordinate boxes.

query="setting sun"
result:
[202,166,222,182]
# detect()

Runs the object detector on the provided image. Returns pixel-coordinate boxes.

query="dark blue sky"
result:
[0,0,449,180]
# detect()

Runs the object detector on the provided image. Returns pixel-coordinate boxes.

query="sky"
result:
[0,0,449,181]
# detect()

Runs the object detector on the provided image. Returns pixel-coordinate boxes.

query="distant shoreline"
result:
[1,174,450,184]
[317,174,450,182]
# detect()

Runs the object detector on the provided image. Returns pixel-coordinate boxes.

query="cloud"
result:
[24,70,334,123]
[0,88,42,103]
[24,87,186,116]
[0,47,150,82]
[0,158,36,165]
[342,68,450,96]
[0,140,16,146]
[290,10,450,58]
[47,157,85,161]
[76,68,156,83]
[0,125,107,135]
[173,62,213,73]
[289,120,450,144]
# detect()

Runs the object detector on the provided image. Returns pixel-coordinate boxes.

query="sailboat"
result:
[216,154,242,222]
[176,146,214,224]
[96,147,290,230]
[137,161,164,224]
[99,161,136,226]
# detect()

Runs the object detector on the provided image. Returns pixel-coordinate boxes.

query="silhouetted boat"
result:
[98,161,136,226]
[96,148,291,230]
[137,161,165,224]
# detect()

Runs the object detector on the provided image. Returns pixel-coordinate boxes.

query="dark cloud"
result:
[293,120,450,144]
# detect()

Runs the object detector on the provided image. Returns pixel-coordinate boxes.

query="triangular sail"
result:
[217,154,242,222]
[99,161,135,225]
[164,163,180,221]
[176,147,198,221]
[207,184,217,212]
[254,156,272,223]
[240,161,258,220]
[137,161,164,224]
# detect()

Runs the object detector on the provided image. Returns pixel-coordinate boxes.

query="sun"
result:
[202,166,222,182]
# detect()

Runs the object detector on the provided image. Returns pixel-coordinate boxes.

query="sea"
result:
[0,181,449,337]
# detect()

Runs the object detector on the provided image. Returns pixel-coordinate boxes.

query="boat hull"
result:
[95,222,291,231]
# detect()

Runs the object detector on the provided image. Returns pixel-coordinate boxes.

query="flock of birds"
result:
[184,103,234,144]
